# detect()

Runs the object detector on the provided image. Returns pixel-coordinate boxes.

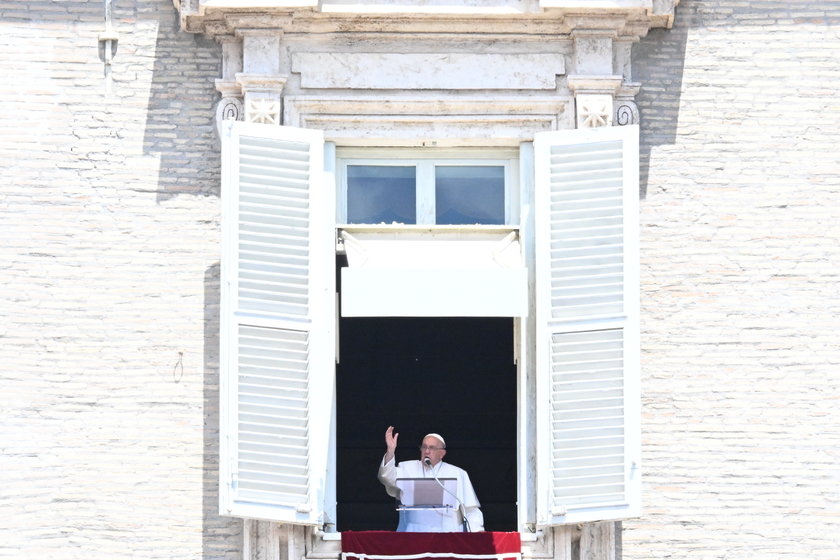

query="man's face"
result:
[419,436,447,467]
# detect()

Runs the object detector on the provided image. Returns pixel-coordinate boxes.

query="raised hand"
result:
[384,425,399,464]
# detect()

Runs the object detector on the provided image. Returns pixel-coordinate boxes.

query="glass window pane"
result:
[435,166,505,225]
[347,165,416,224]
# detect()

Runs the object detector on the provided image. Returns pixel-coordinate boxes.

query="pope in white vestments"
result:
[378,427,484,532]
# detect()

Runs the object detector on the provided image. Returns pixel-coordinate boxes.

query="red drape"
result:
[341,531,521,560]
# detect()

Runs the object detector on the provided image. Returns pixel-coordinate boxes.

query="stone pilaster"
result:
[613,36,641,126]
[215,38,244,133]
[236,32,287,125]
[567,30,634,128]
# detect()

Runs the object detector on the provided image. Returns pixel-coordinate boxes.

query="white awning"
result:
[338,226,528,317]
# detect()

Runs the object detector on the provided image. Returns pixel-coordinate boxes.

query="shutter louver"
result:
[535,126,640,525]
[550,328,625,507]
[237,136,313,318]
[220,122,333,525]
[548,140,625,320]
[236,325,310,506]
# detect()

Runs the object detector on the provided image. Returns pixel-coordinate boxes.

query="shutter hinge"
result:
[551,506,566,517]
[296,503,312,513]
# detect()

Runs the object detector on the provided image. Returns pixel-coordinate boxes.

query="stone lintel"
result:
[284,95,573,145]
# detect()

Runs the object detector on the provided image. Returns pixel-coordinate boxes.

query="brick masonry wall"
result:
[0,1,240,558]
[629,1,840,558]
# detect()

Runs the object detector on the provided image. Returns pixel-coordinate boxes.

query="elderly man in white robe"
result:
[378,426,484,532]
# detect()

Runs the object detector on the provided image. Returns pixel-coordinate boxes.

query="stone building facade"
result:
[2,1,839,559]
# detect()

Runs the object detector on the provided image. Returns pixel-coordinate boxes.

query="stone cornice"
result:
[177,1,678,40]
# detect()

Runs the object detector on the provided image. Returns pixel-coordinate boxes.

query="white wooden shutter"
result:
[534,125,641,525]
[219,121,335,524]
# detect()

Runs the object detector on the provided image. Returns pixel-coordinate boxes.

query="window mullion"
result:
[416,161,435,225]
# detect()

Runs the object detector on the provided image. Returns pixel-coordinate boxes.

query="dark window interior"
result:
[335,314,517,532]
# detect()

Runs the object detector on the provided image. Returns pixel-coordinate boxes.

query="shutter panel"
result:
[219,121,334,524]
[534,125,640,525]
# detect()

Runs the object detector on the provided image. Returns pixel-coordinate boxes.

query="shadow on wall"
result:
[634,0,840,200]
[139,3,223,203]
[204,262,242,558]
[632,0,691,199]
[134,2,236,557]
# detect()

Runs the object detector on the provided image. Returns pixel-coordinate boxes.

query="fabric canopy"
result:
[339,227,528,317]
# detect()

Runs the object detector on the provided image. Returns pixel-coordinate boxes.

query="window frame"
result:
[336,148,520,227]
[219,121,336,525]
[219,127,640,533]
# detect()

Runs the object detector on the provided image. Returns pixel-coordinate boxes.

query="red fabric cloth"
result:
[341,531,521,560]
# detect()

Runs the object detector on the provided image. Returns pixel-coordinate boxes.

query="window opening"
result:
[335,316,517,532]
[347,165,416,224]
[435,166,505,225]
[339,152,517,226]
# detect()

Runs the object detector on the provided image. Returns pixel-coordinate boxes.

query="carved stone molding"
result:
[235,73,288,93]
[614,81,641,126]
[284,96,574,146]
[566,75,623,96]
[215,79,241,98]
[181,4,679,37]
[614,99,639,126]
[216,96,243,135]
[567,75,628,128]
[247,97,281,125]
[235,73,287,125]
[575,94,614,128]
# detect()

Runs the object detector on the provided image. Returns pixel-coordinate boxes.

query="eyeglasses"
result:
[419,445,444,452]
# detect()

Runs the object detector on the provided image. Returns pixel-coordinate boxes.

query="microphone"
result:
[425,457,469,532]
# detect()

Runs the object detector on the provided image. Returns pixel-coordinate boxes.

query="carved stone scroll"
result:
[614,99,639,126]
[215,96,243,135]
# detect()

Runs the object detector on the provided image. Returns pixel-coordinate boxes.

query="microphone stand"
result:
[425,458,470,532]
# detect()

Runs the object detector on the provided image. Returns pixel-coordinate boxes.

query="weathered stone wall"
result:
[0,1,241,558]
[629,0,840,557]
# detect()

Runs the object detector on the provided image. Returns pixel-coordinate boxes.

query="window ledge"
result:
[338,224,520,235]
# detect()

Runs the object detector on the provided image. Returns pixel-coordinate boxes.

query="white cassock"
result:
[378,457,485,532]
